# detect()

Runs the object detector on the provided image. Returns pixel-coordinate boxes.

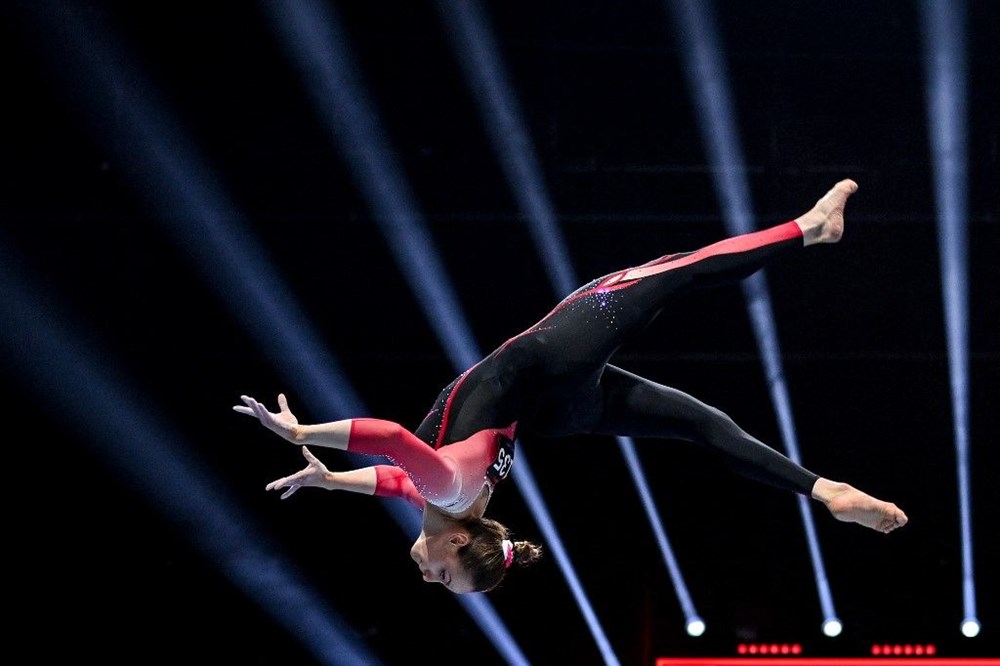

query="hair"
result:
[455,516,543,592]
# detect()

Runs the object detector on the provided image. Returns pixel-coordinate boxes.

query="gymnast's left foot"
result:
[812,478,908,534]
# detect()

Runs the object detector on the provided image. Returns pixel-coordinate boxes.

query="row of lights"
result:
[871,644,937,656]
[737,644,803,655]
[736,642,949,656]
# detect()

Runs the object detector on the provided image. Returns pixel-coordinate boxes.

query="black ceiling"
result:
[3,1,998,664]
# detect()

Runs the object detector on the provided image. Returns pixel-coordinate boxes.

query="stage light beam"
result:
[619,436,703,636]
[920,0,976,640]
[260,1,604,662]
[11,6,414,662]
[0,237,381,666]
[434,0,576,297]
[664,0,840,634]
[437,0,703,641]
[259,0,478,368]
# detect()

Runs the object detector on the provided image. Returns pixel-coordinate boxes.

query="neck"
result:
[421,505,458,534]
[422,485,490,533]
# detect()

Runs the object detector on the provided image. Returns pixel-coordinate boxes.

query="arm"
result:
[266,448,426,509]
[344,418,459,506]
[234,393,353,450]
[264,446,372,498]
[239,394,457,505]
[371,465,427,510]
[234,395,437,457]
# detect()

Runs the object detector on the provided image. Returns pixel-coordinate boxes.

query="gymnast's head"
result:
[409,514,543,593]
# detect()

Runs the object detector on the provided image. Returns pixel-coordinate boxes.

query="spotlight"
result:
[822,618,843,637]
[921,0,977,637]
[686,618,706,637]
[436,0,575,297]
[665,0,839,630]
[961,618,981,637]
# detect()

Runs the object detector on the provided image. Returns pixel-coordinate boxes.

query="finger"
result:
[281,485,298,500]
[278,393,289,411]
[301,446,318,462]
[246,396,267,413]
[241,396,263,416]
[266,474,295,490]
[249,400,269,420]
[233,406,253,416]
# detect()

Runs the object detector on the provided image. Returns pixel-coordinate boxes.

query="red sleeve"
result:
[348,418,459,506]
[373,465,426,510]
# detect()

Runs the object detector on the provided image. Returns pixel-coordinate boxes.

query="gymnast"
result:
[235,179,907,594]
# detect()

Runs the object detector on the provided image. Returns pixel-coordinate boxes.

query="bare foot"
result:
[812,479,908,534]
[794,179,858,245]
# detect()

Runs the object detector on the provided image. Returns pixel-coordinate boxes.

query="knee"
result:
[693,404,740,438]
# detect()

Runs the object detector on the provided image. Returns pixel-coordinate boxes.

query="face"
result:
[410,531,476,594]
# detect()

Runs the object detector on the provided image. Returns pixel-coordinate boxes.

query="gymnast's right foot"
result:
[794,179,858,245]
[812,478,908,534]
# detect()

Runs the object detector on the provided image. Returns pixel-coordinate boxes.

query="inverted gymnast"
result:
[235,179,908,594]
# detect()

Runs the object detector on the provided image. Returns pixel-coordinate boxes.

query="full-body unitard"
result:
[348,221,818,511]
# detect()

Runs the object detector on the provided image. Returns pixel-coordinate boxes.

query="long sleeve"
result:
[373,465,427,510]
[347,418,461,507]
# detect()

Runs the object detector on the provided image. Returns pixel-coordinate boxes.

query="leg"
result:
[592,365,818,495]
[592,366,908,533]
[615,178,857,283]
[519,180,861,373]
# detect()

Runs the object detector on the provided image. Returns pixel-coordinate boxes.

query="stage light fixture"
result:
[962,618,981,638]
[822,618,843,637]
[686,618,707,637]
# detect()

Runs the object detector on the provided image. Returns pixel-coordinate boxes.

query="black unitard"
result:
[410,221,818,497]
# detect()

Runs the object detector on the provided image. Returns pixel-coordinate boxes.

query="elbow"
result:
[367,419,407,442]
[386,421,407,441]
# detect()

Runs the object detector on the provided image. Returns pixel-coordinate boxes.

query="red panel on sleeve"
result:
[374,465,426,510]
[348,418,459,506]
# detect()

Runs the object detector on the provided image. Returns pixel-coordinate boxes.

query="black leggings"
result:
[415,221,818,496]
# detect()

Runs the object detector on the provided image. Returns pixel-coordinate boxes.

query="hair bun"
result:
[512,540,544,568]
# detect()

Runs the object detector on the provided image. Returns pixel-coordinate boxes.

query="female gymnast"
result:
[234,179,907,594]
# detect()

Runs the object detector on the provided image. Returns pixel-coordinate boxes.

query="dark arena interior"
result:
[3,2,998,665]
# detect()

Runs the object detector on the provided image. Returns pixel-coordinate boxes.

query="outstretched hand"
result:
[233,393,300,443]
[265,446,330,499]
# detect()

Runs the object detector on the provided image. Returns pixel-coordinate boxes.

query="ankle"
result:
[811,478,851,504]
[795,217,823,246]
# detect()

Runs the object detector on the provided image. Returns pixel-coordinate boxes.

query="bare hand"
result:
[265,446,330,499]
[233,393,300,443]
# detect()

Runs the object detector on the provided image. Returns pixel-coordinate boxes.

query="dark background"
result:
[2,1,997,665]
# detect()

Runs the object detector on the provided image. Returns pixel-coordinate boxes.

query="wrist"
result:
[292,420,352,449]
[289,424,309,444]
